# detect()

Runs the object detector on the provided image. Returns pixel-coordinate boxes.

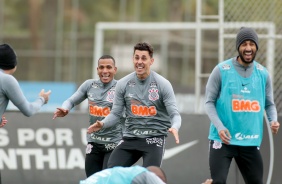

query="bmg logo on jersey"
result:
[89,105,110,117]
[232,99,260,112]
[131,105,157,116]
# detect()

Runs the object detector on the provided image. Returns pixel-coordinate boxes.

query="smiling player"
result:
[87,42,181,169]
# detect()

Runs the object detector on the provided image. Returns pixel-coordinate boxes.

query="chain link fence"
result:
[1,0,282,114]
[223,0,282,115]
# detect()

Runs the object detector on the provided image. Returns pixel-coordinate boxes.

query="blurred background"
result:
[1,0,282,183]
[1,0,282,114]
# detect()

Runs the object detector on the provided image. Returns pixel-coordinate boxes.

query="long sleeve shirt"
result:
[100,71,181,138]
[0,70,45,121]
[205,57,277,133]
[61,79,123,144]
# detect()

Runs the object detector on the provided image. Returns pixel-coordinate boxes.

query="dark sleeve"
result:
[204,66,226,132]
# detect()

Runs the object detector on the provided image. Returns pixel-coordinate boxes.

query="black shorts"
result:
[86,142,117,154]
[85,142,118,177]
[209,140,263,184]
[107,136,166,168]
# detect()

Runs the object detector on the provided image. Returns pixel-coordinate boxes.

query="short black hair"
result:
[98,55,116,65]
[133,42,154,58]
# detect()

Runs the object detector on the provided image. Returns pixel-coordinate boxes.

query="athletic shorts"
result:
[209,140,263,184]
[107,136,166,168]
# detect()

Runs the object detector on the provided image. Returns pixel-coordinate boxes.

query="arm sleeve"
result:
[102,80,125,129]
[3,76,44,117]
[265,75,278,123]
[162,81,181,131]
[132,171,166,184]
[204,66,226,132]
[61,80,89,110]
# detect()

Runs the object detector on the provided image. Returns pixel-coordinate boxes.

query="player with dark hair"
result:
[0,43,51,183]
[0,43,51,125]
[53,55,123,177]
[205,27,280,184]
[87,42,181,168]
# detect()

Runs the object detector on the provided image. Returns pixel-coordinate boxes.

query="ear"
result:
[150,58,154,65]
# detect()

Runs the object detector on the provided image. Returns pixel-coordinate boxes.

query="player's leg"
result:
[209,140,234,184]
[102,142,118,169]
[142,136,165,167]
[235,146,263,184]
[85,143,104,177]
[102,151,112,169]
[107,139,142,168]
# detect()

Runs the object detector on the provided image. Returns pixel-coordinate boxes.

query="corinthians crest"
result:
[107,88,115,102]
[148,88,159,101]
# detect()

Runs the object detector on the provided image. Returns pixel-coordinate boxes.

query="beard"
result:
[238,51,256,65]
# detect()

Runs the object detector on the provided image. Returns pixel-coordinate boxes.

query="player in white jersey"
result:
[87,42,181,168]
[53,55,123,177]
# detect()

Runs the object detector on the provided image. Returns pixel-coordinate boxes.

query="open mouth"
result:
[244,51,253,61]
[136,64,145,70]
[101,75,110,80]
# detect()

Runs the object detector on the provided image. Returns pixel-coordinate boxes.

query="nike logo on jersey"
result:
[163,140,199,160]
[242,83,249,86]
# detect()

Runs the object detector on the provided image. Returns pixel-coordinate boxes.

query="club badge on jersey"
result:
[148,88,159,101]
[107,87,115,102]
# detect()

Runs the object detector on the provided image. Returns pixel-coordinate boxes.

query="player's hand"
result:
[270,121,280,134]
[202,179,213,184]
[53,108,69,119]
[219,129,231,145]
[168,128,179,144]
[39,89,52,104]
[0,115,8,128]
[87,121,104,134]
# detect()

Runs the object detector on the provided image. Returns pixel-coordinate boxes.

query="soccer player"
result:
[87,42,181,168]
[53,55,123,177]
[79,165,167,184]
[0,43,51,126]
[0,43,51,184]
[205,27,280,184]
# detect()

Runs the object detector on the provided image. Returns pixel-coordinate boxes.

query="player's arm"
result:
[264,74,280,134]
[4,75,50,116]
[205,66,231,144]
[53,80,90,119]
[205,66,226,132]
[161,80,181,144]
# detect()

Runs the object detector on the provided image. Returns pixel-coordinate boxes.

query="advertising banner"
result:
[0,112,281,184]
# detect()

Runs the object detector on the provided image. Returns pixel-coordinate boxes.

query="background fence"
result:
[1,0,282,184]
[1,0,282,114]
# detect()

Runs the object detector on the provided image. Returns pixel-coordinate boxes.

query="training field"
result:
[1,112,281,184]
